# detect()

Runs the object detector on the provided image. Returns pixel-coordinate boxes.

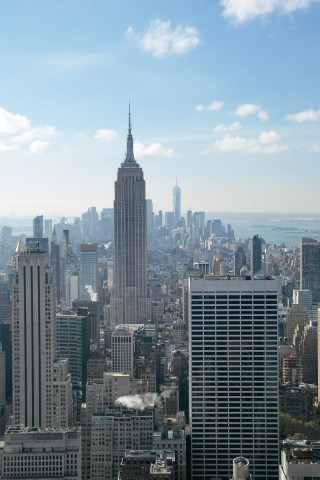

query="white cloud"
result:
[234,103,268,121]
[285,107,320,122]
[213,130,287,154]
[221,0,320,23]
[259,130,281,144]
[94,129,118,140]
[0,140,18,152]
[12,125,57,144]
[306,143,320,153]
[214,135,260,153]
[134,141,176,158]
[213,121,242,132]
[129,19,200,57]
[0,106,60,153]
[0,107,30,135]
[262,143,288,154]
[258,110,269,121]
[125,26,134,38]
[196,101,224,112]
[29,140,50,154]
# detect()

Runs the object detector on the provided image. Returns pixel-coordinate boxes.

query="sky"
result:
[0,0,320,217]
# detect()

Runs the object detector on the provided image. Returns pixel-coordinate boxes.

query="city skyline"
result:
[0,1,320,214]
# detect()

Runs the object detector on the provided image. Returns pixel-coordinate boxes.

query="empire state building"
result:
[111,109,149,324]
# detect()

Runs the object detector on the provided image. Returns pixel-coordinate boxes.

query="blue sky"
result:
[0,0,320,216]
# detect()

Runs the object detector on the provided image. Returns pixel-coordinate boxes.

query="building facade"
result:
[111,110,148,324]
[249,234,262,276]
[79,243,98,301]
[90,409,153,480]
[1,425,81,480]
[12,248,56,427]
[300,237,320,303]
[112,328,134,376]
[189,276,279,480]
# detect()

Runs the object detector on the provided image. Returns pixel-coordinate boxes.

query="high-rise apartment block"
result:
[111,110,148,324]
[12,248,56,427]
[189,276,279,480]
[300,237,320,303]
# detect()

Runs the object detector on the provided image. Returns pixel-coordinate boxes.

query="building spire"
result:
[129,101,132,134]
[124,102,137,165]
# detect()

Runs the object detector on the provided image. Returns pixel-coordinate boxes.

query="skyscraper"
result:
[173,180,181,227]
[12,246,72,428]
[249,234,262,276]
[79,243,98,301]
[111,328,134,376]
[111,109,148,324]
[12,247,56,427]
[33,215,43,238]
[189,276,279,480]
[300,237,320,303]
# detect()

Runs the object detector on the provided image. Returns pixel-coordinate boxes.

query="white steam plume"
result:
[85,284,98,301]
[115,388,174,411]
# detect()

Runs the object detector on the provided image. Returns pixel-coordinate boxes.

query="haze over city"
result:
[0,0,320,215]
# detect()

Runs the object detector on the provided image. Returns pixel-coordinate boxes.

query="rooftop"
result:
[6,425,80,435]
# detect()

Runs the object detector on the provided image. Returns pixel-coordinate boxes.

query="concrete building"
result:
[52,359,73,427]
[111,109,148,324]
[282,354,303,385]
[112,328,134,376]
[118,450,175,480]
[79,243,98,301]
[284,304,309,345]
[153,413,187,480]
[1,425,81,479]
[280,440,320,479]
[90,408,153,480]
[293,288,313,316]
[300,237,320,303]
[12,248,56,428]
[189,276,279,480]
[280,384,314,422]
[86,372,131,415]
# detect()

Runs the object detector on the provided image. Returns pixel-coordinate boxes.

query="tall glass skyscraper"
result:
[111,109,148,324]
[189,276,279,480]
[300,237,320,303]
